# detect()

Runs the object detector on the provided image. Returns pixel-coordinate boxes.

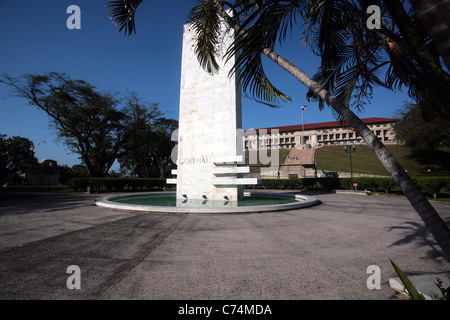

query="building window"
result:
[383,130,389,141]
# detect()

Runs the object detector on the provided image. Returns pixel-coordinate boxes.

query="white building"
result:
[243,117,397,150]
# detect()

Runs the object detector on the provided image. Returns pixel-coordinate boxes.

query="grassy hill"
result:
[315,144,450,176]
[245,149,290,173]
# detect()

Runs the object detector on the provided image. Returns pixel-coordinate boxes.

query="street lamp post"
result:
[47,162,53,190]
[301,105,307,148]
[344,143,356,189]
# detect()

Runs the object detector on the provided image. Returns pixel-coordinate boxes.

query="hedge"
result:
[67,177,166,192]
[413,177,450,199]
[339,177,397,193]
[68,176,450,198]
[245,178,340,191]
[244,177,450,198]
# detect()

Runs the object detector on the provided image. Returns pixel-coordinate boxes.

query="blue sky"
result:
[0,0,411,168]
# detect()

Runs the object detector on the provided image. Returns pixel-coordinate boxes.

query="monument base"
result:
[168,156,258,201]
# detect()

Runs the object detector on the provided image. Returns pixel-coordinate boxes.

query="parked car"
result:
[2,183,16,187]
[323,171,339,178]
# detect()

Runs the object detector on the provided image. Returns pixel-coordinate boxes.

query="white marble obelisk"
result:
[167,19,257,203]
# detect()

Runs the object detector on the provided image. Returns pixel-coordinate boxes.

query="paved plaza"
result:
[0,190,449,300]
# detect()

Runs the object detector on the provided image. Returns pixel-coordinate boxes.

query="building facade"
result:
[243,117,397,150]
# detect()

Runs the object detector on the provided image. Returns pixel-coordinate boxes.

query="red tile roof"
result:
[244,117,397,134]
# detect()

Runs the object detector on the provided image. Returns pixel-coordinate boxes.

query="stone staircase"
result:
[280,148,316,178]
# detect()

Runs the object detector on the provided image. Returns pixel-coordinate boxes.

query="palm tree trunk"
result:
[261,47,450,259]
[212,2,450,259]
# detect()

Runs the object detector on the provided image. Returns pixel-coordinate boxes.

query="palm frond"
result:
[237,47,292,107]
[186,1,221,74]
[107,0,143,36]
[223,0,304,107]
[234,0,305,48]
[302,0,396,112]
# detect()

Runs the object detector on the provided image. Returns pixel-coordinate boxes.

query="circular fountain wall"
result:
[95,191,319,214]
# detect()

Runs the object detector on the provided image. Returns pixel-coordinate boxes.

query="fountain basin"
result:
[95,191,319,214]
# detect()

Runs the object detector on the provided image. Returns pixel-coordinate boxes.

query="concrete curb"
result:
[94,191,320,214]
[333,189,369,195]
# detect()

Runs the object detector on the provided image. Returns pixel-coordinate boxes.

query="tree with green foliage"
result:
[119,117,178,178]
[1,72,161,177]
[395,102,450,171]
[0,134,7,181]
[395,102,450,152]
[0,134,39,182]
[106,0,450,258]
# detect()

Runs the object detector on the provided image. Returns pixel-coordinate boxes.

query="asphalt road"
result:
[0,190,449,300]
